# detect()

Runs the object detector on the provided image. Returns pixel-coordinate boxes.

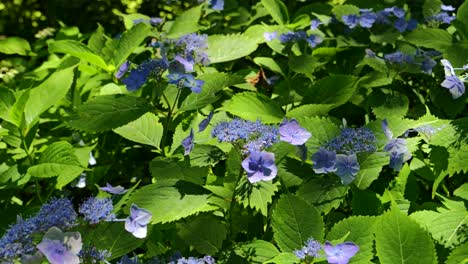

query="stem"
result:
[227,147,245,237]
[160,89,182,156]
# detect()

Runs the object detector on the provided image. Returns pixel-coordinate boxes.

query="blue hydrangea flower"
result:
[123,60,168,91]
[198,112,214,132]
[209,0,224,10]
[441,4,456,11]
[100,182,127,194]
[115,61,130,79]
[150,17,164,26]
[175,33,209,66]
[174,55,195,72]
[36,227,82,264]
[440,59,465,99]
[182,128,194,156]
[382,120,412,171]
[279,119,311,145]
[335,154,360,185]
[324,241,359,264]
[293,238,322,260]
[167,73,204,93]
[279,31,307,43]
[125,204,152,239]
[263,31,278,41]
[420,57,437,74]
[310,19,322,29]
[306,35,323,48]
[78,245,111,263]
[241,151,278,183]
[384,51,413,64]
[359,11,377,28]
[342,14,359,28]
[312,147,337,174]
[325,127,376,154]
[79,197,115,224]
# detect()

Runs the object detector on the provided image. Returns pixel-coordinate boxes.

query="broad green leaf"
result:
[0,86,15,122]
[303,75,359,107]
[261,0,289,25]
[332,5,360,19]
[327,216,378,264]
[370,91,409,119]
[454,183,468,200]
[455,1,468,39]
[67,94,152,132]
[88,24,108,57]
[150,157,208,185]
[264,253,299,264]
[113,23,152,67]
[423,0,443,18]
[271,194,324,252]
[253,57,286,77]
[375,207,437,264]
[49,40,110,70]
[288,55,323,77]
[166,5,202,38]
[445,242,468,264]
[404,28,452,52]
[0,37,33,56]
[298,116,340,152]
[24,67,74,125]
[286,104,334,118]
[177,215,227,255]
[127,180,216,224]
[179,72,244,111]
[235,240,280,263]
[354,152,389,190]
[238,179,280,216]
[221,92,283,123]
[113,10,150,30]
[357,57,388,73]
[207,34,258,63]
[297,178,348,215]
[83,222,145,260]
[28,142,84,187]
[113,112,163,148]
[7,90,29,127]
[189,145,226,167]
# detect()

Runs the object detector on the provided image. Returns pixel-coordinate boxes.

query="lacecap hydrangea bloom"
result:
[125,204,152,239]
[36,227,82,264]
[241,151,278,183]
[279,118,311,145]
[79,197,115,224]
[382,119,412,171]
[293,238,322,259]
[440,59,465,99]
[324,241,359,264]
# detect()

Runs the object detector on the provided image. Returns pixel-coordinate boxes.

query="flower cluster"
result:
[265,30,323,49]
[312,126,376,185]
[342,6,416,32]
[293,238,359,264]
[426,4,456,25]
[37,227,82,264]
[440,59,466,99]
[78,197,115,224]
[78,245,112,263]
[211,118,279,154]
[382,120,412,171]
[366,49,440,74]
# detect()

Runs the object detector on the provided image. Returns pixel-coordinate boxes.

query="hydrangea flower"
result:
[79,197,115,224]
[241,151,278,183]
[359,11,377,28]
[382,120,412,171]
[123,59,168,91]
[36,227,82,264]
[440,59,465,99]
[78,245,111,263]
[293,238,322,259]
[174,55,195,72]
[312,148,337,174]
[115,61,130,79]
[306,35,323,48]
[167,73,204,93]
[279,119,311,145]
[310,19,322,30]
[100,183,127,194]
[342,14,359,28]
[198,112,214,132]
[263,32,278,41]
[324,241,359,264]
[182,128,194,156]
[125,204,152,238]
[209,0,224,10]
[279,31,307,43]
[335,154,360,185]
[325,127,376,154]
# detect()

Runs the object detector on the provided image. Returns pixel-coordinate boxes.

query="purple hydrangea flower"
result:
[310,19,322,30]
[306,35,323,48]
[198,112,214,132]
[325,127,376,154]
[150,17,164,26]
[382,120,412,171]
[167,73,204,93]
[279,31,307,43]
[125,204,152,238]
[324,241,359,264]
[342,14,359,28]
[78,245,111,263]
[293,238,322,259]
[279,119,311,145]
[384,51,413,64]
[312,148,337,174]
[36,227,82,264]
[123,60,167,91]
[359,11,377,28]
[100,182,127,194]
[420,57,437,74]
[440,59,466,99]
[441,4,456,12]
[335,154,360,185]
[79,197,115,224]
[389,7,405,18]
[209,0,224,10]
[115,61,130,79]
[174,55,195,72]
[182,128,194,156]
[241,151,278,183]
[264,32,278,41]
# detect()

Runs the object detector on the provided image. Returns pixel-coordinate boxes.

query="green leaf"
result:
[375,207,437,264]
[49,40,110,70]
[177,215,227,255]
[298,116,340,152]
[445,242,468,264]
[303,75,359,107]
[253,57,286,76]
[354,152,389,190]
[24,67,74,125]
[83,222,145,260]
[455,1,468,39]
[286,104,334,118]
[235,240,281,263]
[261,0,289,25]
[113,23,152,67]
[221,92,284,123]
[288,55,323,77]
[207,34,258,63]
[264,253,299,264]
[297,178,348,215]
[370,91,409,119]
[113,112,163,148]
[150,157,208,185]
[0,37,33,56]
[67,94,152,132]
[454,183,468,200]
[189,145,226,167]
[327,216,378,264]
[423,0,443,18]
[237,179,279,216]
[127,180,216,224]
[28,142,84,187]
[178,72,244,111]
[332,5,360,19]
[166,5,202,38]
[0,86,16,123]
[404,28,452,52]
[271,194,324,252]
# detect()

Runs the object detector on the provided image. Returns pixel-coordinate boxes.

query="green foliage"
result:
[166,5,203,38]
[113,23,153,68]
[207,34,259,63]
[235,240,281,263]
[404,28,452,52]
[445,242,468,264]
[261,0,289,25]
[48,40,110,71]
[0,37,33,56]
[221,92,284,123]
[150,157,208,185]
[113,112,163,149]
[303,75,359,107]
[177,215,227,255]
[354,152,389,190]
[238,179,279,216]
[297,178,348,215]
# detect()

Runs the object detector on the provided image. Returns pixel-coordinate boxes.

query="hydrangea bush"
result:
[0,0,468,263]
